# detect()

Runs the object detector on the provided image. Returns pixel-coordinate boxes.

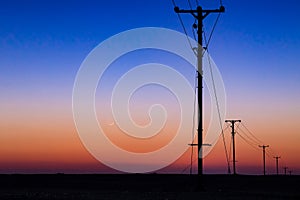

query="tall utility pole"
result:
[174,5,225,179]
[225,120,241,175]
[259,145,269,175]
[273,156,280,175]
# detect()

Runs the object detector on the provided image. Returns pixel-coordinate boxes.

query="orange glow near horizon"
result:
[0,85,299,175]
[1,98,299,175]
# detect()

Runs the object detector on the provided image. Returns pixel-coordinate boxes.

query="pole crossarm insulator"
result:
[174,6,225,20]
[225,119,241,123]
[259,145,269,148]
[174,6,225,14]
[188,143,211,146]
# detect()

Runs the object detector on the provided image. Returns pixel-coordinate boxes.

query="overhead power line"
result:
[240,122,264,145]
[203,13,221,53]
[171,0,197,55]
[236,131,261,152]
[236,125,260,146]
[187,0,193,9]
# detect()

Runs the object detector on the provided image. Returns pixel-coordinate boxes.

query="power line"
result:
[241,122,264,145]
[201,3,229,173]
[202,11,229,174]
[171,0,197,56]
[203,13,221,53]
[190,145,194,174]
[266,147,277,157]
[185,125,230,174]
[173,0,199,175]
[229,130,232,163]
[236,131,261,152]
[236,125,260,146]
[181,160,194,174]
[192,19,197,41]
[206,49,230,173]
[236,125,275,159]
[265,150,274,159]
[236,131,272,175]
[187,0,193,9]
[220,0,223,6]
[214,124,231,174]
[238,123,277,159]
[181,156,198,174]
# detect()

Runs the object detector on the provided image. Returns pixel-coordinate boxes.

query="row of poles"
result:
[225,120,290,176]
[173,2,291,189]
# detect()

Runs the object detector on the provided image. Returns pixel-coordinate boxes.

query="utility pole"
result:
[288,170,292,175]
[225,119,241,175]
[273,156,280,175]
[283,167,288,175]
[259,145,269,175]
[174,4,225,181]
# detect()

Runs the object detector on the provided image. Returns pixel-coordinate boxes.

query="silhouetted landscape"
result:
[1,1,300,200]
[0,174,299,199]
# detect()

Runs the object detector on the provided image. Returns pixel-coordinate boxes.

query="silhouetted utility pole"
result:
[273,156,280,175]
[225,119,241,175]
[288,170,292,175]
[259,145,269,175]
[283,166,288,175]
[174,4,225,181]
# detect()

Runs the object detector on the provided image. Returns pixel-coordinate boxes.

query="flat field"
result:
[0,174,299,199]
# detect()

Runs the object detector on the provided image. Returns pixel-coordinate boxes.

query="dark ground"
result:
[0,174,299,199]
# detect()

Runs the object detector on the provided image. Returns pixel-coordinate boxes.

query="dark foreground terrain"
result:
[0,174,299,199]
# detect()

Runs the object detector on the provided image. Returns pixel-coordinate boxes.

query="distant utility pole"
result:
[259,145,269,175]
[288,170,292,175]
[273,156,280,175]
[174,4,225,182]
[283,166,288,175]
[225,119,241,175]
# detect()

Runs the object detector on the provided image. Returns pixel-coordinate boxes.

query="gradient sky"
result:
[1,0,300,174]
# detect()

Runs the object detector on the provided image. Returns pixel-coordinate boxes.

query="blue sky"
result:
[1,0,300,98]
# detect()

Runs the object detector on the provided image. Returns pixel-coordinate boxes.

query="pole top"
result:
[225,119,241,123]
[259,145,269,148]
[220,6,225,12]
[174,6,179,13]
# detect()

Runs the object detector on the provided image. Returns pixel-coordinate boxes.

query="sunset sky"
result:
[1,0,300,175]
